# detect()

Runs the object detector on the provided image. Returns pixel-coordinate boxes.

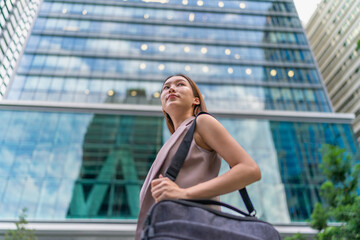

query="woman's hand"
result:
[151,174,187,202]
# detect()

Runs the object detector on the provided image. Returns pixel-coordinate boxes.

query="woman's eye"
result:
[177,83,185,86]
[163,86,169,90]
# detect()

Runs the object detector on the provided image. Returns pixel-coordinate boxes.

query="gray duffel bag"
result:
[141,198,280,240]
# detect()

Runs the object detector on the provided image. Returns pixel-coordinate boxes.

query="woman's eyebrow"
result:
[164,79,186,85]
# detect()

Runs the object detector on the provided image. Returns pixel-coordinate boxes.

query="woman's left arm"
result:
[151,114,261,202]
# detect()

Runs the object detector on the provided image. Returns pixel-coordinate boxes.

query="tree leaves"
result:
[286,144,360,240]
[4,208,37,240]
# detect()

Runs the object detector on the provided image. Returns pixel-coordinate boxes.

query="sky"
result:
[293,0,322,25]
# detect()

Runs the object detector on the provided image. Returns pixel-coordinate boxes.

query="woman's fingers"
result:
[151,174,165,188]
[150,176,183,202]
[151,178,170,195]
[151,177,167,200]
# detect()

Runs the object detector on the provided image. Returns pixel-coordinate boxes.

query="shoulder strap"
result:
[165,112,256,216]
[165,112,209,182]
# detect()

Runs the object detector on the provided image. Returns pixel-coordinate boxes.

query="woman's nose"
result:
[168,86,175,92]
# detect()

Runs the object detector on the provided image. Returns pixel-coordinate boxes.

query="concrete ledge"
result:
[0,220,137,240]
[0,221,318,240]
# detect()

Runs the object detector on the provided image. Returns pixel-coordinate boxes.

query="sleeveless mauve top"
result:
[135,116,222,240]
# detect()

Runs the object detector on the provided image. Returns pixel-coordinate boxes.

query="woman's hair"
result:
[162,74,207,134]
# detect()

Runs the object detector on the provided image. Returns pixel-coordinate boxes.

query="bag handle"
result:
[182,199,252,217]
[165,112,256,216]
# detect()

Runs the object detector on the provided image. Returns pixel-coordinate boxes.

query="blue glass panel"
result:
[35,17,306,45]
[15,54,319,86]
[0,111,164,219]
[42,1,296,14]
[7,74,332,112]
[216,118,359,223]
[25,35,311,63]
[268,121,360,221]
[0,110,358,222]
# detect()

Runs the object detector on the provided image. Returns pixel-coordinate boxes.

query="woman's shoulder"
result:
[196,113,222,131]
[194,113,225,151]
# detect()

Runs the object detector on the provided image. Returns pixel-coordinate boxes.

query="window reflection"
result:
[201,47,207,54]
[8,74,329,111]
[158,45,166,52]
[288,70,295,78]
[42,1,296,15]
[158,64,165,70]
[188,13,195,22]
[17,53,319,86]
[0,111,164,219]
[246,68,252,75]
[35,17,306,45]
[0,110,357,220]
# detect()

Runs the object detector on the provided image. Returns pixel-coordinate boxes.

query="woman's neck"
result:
[169,111,194,132]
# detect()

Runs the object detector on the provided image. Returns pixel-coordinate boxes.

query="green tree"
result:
[285,233,307,240]
[286,144,360,240]
[356,39,360,51]
[4,208,37,240]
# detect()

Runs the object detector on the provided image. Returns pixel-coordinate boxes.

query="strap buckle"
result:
[165,167,177,181]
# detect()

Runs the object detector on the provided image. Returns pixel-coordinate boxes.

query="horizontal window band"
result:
[23,50,316,69]
[31,31,310,50]
[0,100,354,124]
[43,0,297,17]
[37,14,303,33]
[15,71,324,89]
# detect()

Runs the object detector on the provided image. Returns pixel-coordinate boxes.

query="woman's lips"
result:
[167,94,178,100]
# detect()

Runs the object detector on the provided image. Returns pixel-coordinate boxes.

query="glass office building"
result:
[0,0,41,98]
[0,0,359,238]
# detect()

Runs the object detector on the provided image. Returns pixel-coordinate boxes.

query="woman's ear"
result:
[193,97,200,106]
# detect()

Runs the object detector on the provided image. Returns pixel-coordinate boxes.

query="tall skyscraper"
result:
[0,0,359,239]
[0,0,41,98]
[306,0,360,143]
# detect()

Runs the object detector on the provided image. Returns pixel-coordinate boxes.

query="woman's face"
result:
[161,76,199,114]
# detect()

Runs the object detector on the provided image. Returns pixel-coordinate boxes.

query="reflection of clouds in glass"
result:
[56,179,77,218]
[0,111,93,219]
[63,145,83,180]
[222,13,239,22]
[107,39,129,53]
[199,85,265,110]
[29,157,48,179]
[219,119,290,223]
[0,146,16,177]
[36,179,61,219]
[72,57,90,72]
[42,37,58,50]
[20,178,42,217]
[46,148,66,178]
[39,179,74,219]
[1,178,26,218]
[246,88,265,110]
[6,123,24,142]
[12,152,32,177]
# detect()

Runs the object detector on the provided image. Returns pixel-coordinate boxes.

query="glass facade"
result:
[1,0,359,226]
[0,110,162,219]
[1,110,358,221]
[0,0,40,98]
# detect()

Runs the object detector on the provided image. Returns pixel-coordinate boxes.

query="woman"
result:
[135,74,261,239]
